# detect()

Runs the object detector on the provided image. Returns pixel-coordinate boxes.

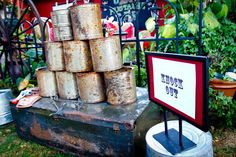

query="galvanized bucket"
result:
[104,66,137,105]
[0,89,13,125]
[53,26,73,41]
[89,36,122,72]
[45,41,65,71]
[36,67,58,97]
[56,72,79,99]
[76,72,105,103]
[50,9,71,27]
[69,3,103,40]
[63,40,93,72]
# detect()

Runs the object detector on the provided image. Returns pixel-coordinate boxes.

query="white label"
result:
[152,58,196,119]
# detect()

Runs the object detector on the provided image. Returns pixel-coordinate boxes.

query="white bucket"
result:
[0,89,13,125]
[146,120,213,157]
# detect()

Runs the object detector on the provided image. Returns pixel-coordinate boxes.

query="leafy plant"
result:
[134,65,147,87]
[15,48,46,91]
[0,78,18,95]
[203,19,236,77]
[209,88,236,127]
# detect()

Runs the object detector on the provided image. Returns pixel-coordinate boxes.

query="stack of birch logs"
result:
[36,3,137,105]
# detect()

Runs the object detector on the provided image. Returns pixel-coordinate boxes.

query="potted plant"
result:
[206,19,236,98]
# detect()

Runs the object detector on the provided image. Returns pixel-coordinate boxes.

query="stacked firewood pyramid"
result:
[36,3,137,105]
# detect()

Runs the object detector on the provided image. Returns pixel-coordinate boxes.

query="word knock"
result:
[161,74,184,99]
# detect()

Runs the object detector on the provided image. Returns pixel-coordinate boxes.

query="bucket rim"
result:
[0,89,12,93]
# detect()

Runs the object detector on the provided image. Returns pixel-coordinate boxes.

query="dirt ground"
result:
[211,127,236,156]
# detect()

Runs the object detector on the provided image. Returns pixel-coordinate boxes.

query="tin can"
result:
[36,67,58,97]
[45,41,65,71]
[63,41,93,72]
[69,3,103,40]
[56,72,78,99]
[50,9,71,27]
[53,26,73,41]
[76,72,105,103]
[104,66,137,105]
[89,36,122,72]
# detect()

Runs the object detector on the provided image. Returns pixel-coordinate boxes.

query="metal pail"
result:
[36,67,58,97]
[104,66,137,105]
[0,89,13,125]
[45,41,65,71]
[89,36,122,72]
[50,9,71,27]
[76,72,105,103]
[53,26,73,41]
[69,3,103,40]
[56,72,79,99]
[63,40,93,72]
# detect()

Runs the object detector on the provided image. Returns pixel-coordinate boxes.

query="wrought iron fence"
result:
[0,0,44,82]
[0,0,203,87]
[101,0,203,86]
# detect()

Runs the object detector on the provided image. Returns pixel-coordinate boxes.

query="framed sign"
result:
[145,52,209,132]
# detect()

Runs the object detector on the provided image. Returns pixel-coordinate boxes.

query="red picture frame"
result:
[145,52,209,132]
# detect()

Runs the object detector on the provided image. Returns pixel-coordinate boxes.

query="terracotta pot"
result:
[209,79,236,97]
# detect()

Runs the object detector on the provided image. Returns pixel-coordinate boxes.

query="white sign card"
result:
[152,58,196,119]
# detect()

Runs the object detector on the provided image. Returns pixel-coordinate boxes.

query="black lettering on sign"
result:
[166,86,169,94]
[169,87,173,96]
[161,74,184,99]
[161,73,165,83]
[174,78,178,87]
[173,88,178,98]
[166,75,170,84]
[170,76,174,86]
[178,79,183,89]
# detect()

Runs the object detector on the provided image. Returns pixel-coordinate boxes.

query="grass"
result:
[0,123,69,157]
[0,122,235,156]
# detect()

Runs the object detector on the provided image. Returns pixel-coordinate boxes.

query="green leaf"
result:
[122,48,130,62]
[180,13,190,20]
[18,73,31,91]
[187,23,199,35]
[210,2,222,15]
[224,0,232,10]
[161,24,176,38]
[203,9,220,29]
[145,17,155,33]
[25,49,37,58]
[169,0,177,3]
[216,4,228,20]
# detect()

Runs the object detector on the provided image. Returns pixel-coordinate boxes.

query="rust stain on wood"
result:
[64,111,94,122]
[62,134,100,154]
[30,119,53,141]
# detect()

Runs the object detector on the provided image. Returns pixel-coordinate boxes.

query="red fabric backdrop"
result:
[33,0,101,18]
[32,0,165,26]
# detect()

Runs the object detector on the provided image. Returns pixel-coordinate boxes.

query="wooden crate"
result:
[11,88,161,157]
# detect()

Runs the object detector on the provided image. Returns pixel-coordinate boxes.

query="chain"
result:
[49,96,84,117]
